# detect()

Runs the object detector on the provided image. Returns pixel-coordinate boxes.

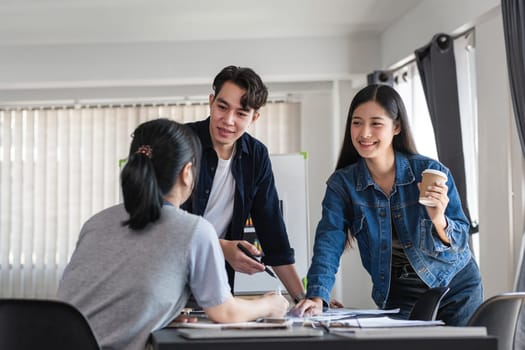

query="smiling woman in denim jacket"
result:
[292,84,482,326]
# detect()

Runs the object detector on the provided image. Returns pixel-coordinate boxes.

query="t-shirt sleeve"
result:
[187,218,232,308]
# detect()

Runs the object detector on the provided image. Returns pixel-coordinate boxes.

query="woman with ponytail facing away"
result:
[57,118,288,350]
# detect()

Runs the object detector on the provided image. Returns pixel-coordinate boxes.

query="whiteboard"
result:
[234,153,310,294]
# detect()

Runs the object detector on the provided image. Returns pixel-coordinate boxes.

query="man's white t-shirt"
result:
[203,153,235,238]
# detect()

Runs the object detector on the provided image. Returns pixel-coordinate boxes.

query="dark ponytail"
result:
[120,118,201,230]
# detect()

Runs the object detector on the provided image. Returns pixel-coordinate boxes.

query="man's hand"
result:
[220,239,266,274]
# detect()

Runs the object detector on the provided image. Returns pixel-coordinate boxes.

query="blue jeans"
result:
[385,257,483,326]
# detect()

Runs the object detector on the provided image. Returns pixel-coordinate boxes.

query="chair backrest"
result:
[467,292,525,350]
[408,287,450,321]
[514,233,525,350]
[0,298,100,350]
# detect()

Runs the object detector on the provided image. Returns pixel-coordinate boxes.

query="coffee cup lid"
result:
[422,169,447,181]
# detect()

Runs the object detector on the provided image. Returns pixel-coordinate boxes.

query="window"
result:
[393,63,438,160]
[0,100,301,298]
[392,30,479,258]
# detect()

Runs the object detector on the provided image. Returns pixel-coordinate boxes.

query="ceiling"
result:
[1,0,422,46]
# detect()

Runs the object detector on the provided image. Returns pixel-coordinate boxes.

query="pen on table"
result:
[318,321,330,333]
[236,243,277,278]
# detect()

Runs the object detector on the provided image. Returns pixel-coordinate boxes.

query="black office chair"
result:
[0,298,100,350]
[467,292,525,350]
[408,287,450,321]
[514,233,525,350]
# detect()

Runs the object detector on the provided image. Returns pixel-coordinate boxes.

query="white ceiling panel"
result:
[0,0,422,46]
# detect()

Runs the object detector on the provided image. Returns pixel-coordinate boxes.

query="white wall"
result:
[476,9,525,298]
[0,33,379,306]
[381,0,500,68]
[0,35,377,90]
[3,0,519,308]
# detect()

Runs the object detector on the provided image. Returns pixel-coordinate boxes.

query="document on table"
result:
[311,308,400,321]
[320,308,400,316]
[286,308,446,329]
[287,308,400,324]
[327,316,444,328]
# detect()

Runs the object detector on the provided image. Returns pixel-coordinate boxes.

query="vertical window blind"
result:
[0,101,301,298]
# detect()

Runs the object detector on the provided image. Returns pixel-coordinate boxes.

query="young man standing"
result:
[184,65,306,304]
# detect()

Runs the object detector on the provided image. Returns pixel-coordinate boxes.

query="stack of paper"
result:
[287,307,401,325]
[328,316,444,328]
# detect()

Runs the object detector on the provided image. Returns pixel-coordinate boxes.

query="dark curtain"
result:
[502,0,525,156]
[414,33,477,234]
[502,1,525,348]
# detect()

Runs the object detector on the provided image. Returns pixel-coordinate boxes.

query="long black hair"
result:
[120,118,201,230]
[335,84,418,170]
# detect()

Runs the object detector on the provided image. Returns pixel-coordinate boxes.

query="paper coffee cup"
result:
[419,169,448,207]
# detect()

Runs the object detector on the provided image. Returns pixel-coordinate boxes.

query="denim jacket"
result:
[182,118,295,287]
[306,152,471,308]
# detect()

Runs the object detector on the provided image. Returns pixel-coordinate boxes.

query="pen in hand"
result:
[236,243,277,278]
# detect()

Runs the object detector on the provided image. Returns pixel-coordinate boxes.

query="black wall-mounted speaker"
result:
[367,70,394,86]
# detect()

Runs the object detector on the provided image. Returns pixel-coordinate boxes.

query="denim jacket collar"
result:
[355,151,416,191]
